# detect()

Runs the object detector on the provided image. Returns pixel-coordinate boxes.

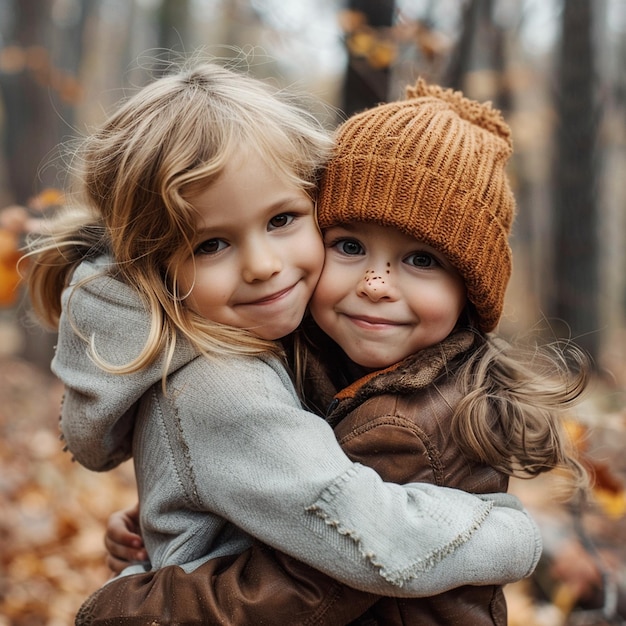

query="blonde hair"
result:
[452,332,590,494]
[27,60,333,372]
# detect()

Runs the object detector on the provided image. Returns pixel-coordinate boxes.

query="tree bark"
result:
[551,0,600,361]
[341,0,395,115]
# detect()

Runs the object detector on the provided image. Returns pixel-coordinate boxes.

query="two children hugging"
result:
[26,62,588,625]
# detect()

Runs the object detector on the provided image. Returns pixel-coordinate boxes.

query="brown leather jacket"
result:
[326,330,509,626]
[76,331,507,625]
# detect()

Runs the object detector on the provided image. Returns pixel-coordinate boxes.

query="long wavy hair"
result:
[26,59,333,373]
[451,330,590,492]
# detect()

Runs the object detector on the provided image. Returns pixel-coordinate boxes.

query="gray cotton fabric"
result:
[53,256,542,595]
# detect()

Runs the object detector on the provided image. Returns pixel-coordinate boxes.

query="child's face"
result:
[310,222,467,370]
[178,150,324,341]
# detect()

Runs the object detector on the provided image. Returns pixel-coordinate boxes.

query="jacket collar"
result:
[327,330,476,426]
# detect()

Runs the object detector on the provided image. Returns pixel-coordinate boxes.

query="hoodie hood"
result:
[53,255,198,471]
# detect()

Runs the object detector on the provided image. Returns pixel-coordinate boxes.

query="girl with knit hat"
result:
[96,78,589,624]
[26,63,544,625]
[302,78,589,623]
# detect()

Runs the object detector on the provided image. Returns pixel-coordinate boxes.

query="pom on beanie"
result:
[317,78,516,332]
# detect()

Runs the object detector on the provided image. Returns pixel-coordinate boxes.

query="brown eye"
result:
[268,214,295,230]
[195,239,227,255]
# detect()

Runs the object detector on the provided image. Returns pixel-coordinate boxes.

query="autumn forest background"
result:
[1,1,626,624]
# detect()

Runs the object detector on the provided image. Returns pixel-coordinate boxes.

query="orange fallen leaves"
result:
[0,229,22,307]
[0,189,66,308]
[566,418,626,519]
[0,357,137,625]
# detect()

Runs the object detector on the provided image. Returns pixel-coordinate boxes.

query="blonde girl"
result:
[27,62,541,623]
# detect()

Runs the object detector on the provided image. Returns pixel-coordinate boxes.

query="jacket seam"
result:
[337,414,446,486]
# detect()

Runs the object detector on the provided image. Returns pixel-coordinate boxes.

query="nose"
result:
[357,268,397,302]
[241,237,282,283]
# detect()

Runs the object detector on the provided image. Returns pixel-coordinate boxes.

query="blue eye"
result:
[335,239,364,255]
[405,252,438,268]
[195,239,228,255]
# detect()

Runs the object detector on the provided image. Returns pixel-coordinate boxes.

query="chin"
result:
[266,324,301,341]
[355,345,416,369]
[350,354,395,370]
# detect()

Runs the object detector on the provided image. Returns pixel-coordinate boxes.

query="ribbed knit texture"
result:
[318,78,516,332]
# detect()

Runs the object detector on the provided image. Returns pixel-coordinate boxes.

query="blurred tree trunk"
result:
[0,0,56,203]
[443,0,481,90]
[551,0,600,361]
[0,0,92,365]
[341,0,395,115]
[0,0,93,200]
[0,0,56,366]
[443,0,511,112]
[157,0,191,63]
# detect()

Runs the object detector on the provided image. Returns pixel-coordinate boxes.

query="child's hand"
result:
[104,502,148,574]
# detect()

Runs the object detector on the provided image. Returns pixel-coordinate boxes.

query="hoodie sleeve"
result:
[142,353,541,595]
[52,257,197,471]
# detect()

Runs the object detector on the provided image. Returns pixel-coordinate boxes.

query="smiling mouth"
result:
[345,314,404,329]
[246,285,296,306]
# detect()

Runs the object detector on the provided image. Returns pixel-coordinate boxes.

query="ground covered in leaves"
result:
[0,353,137,625]
[1,319,626,625]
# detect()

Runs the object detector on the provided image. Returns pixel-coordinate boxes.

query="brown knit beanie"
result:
[317,78,516,332]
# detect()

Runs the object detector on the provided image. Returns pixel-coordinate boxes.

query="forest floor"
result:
[1,313,626,626]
